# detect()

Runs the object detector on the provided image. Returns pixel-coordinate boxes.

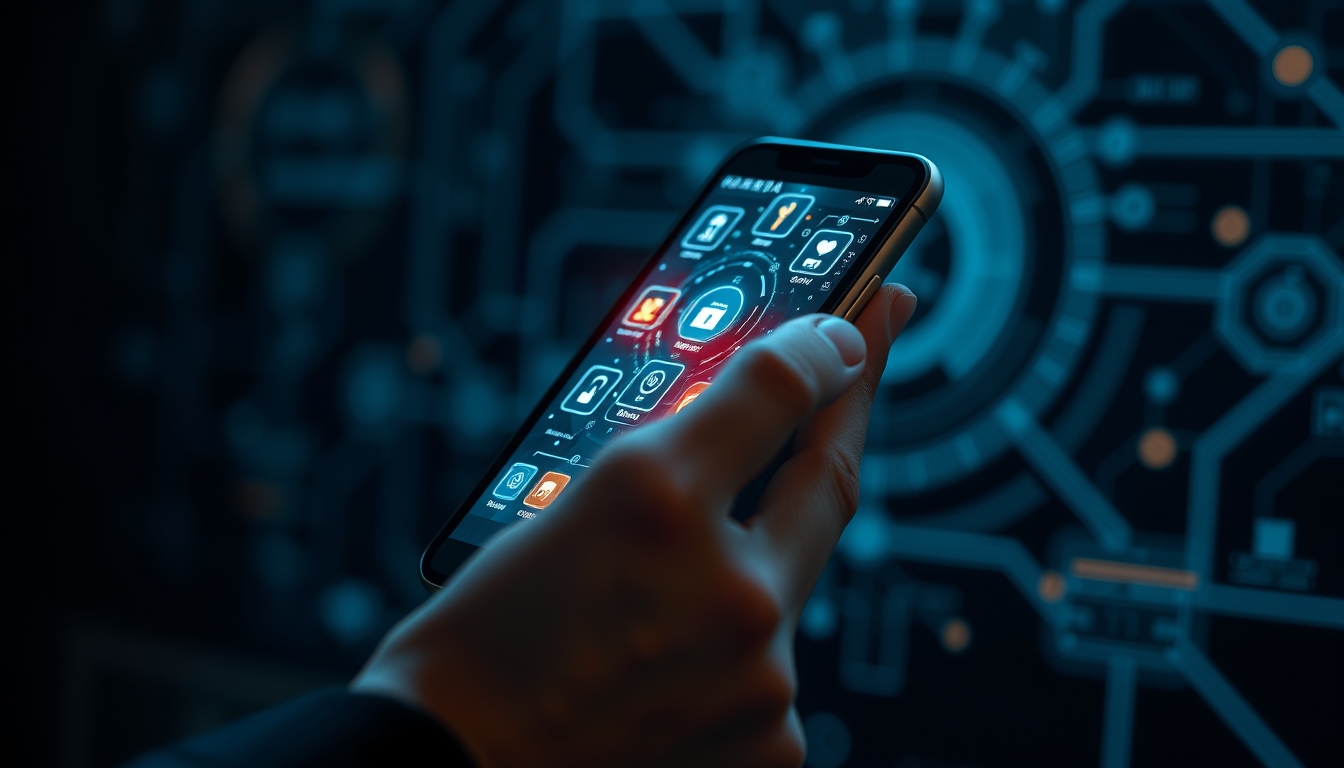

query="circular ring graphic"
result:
[796,38,1108,497]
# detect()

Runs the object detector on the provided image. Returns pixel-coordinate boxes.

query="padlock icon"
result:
[576,375,608,405]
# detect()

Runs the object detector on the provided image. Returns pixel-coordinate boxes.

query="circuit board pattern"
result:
[87,1,1343,765]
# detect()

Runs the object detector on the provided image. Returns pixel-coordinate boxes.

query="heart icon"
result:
[815,239,837,256]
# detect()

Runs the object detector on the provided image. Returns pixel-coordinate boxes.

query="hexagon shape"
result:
[1217,235,1344,374]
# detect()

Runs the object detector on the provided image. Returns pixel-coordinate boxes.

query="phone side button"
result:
[842,275,883,323]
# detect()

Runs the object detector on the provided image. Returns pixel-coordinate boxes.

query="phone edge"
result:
[420,140,941,591]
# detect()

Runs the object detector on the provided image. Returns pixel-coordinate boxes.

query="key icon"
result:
[751,194,814,238]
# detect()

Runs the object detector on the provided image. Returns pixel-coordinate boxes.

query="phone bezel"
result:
[421,137,935,589]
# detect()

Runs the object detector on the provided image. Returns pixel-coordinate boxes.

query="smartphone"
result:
[421,137,942,588]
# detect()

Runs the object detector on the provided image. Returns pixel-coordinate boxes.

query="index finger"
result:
[626,313,869,502]
[751,284,917,604]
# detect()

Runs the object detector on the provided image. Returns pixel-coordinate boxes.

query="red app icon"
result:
[675,382,710,413]
[523,471,571,510]
[624,286,681,329]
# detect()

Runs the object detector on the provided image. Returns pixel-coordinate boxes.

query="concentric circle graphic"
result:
[796,40,1108,497]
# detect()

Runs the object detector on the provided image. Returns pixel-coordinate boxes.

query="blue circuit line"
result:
[1100,655,1136,768]
[1054,0,1130,113]
[883,524,1064,626]
[557,0,749,166]
[479,21,559,300]
[405,0,501,370]
[1253,440,1344,518]
[1196,585,1344,630]
[804,18,857,92]
[1175,637,1305,768]
[996,399,1133,552]
[1204,0,1276,54]
[1205,0,1344,129]
[884,0,918,71]
[1124,128,1344,158]
[1307,78,1344,132]
[631,0,723,90]
[1071,264,1224,302]
[951,0,997,74]
[1185,343,1344,583]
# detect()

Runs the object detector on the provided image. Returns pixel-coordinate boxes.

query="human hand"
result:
[352,284,918,768]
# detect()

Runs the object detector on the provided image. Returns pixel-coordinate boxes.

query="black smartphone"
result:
[421,137,942,588]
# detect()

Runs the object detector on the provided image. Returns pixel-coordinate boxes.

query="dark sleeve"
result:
[122,688,475,768]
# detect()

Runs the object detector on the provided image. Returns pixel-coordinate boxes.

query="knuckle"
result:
[756,657,796,716]
[820,444,863,519]
[722,575,783,647]
[590,439,713,541]
[737,344,818,416]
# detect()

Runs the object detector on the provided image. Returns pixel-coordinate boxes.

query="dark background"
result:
[4,1,1341,766]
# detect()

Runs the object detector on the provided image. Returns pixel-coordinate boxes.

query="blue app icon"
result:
[681,205,744,251]
[615,360,685,412]
[678,285,745,343]
[493,462,539,500]
[790,229,855,275]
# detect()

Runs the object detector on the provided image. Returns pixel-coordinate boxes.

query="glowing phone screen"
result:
[447,174,908,547]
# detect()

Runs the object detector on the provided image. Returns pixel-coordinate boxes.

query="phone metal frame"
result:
[421,137,942,590]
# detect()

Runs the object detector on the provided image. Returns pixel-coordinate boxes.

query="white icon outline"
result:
[677,285,746,343]
[681,205,745,251]
[614,360,686,413]
[790,229,855,276]
[561,365,624,416]
[492,462,539,501]
[750,193,815,238]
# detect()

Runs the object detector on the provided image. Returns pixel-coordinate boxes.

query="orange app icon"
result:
[624,286,681,329]
[675,382,710,413]
[523,471,571,509]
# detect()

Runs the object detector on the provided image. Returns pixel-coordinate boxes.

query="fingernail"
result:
[887,283,918,337]
[816,317,866,368]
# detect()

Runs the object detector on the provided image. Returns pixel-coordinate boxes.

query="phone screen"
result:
[426,146,926,580]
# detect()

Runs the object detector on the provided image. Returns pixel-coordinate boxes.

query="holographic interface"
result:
[448,176,903,545]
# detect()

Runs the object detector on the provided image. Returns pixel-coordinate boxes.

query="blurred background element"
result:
[3,0,1341,765]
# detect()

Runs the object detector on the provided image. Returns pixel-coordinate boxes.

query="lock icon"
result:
[561,366,623,415]
[576,375,608,405]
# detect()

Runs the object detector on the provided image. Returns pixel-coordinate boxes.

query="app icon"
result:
[523,471,571,509]
[681,206,744,251]
[615,360,685,412]
[623,286,681,330]
[678,285,745,342]
[561,365,624,415]
[790,229,855,275]
[675,382,710,413]
[751,193,815,238]
[493,462,539,501]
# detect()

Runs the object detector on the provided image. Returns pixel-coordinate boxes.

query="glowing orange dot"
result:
[941,618,971,653]
[1138,427,1178,470]
[1038,571,1066,603]
[1272,45,1313,87]
[406,334,442,374]
[1211,205,1250,248]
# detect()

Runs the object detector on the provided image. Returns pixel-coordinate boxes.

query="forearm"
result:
[122,688,473,768]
